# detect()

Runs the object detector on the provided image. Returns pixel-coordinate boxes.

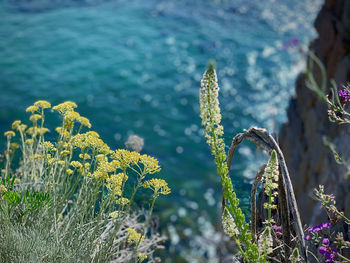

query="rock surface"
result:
[279,0,350,225]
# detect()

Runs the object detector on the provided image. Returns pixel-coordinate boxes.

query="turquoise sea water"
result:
[0,0,322,261]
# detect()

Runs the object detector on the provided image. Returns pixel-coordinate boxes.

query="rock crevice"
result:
[279,0,350,224]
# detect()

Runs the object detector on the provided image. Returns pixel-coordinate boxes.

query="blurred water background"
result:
[0,0,322,261]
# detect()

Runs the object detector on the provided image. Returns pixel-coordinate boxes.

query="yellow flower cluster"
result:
[143,178,171,195]
[138,253,147,262]
[4,131,15,138]
[52,101,77,114]
[27,127,49,136]
[111,149,140,169]
[115,197,130,205]
[139,154,161,174]
[60,150,70,156]
[70,161,83,169]
[79,153,91,160]
[56,127,70,138]
[11,120,21,130]
[126,228,144,243]
[109,211,119,218]
[110,150,161,175]
[10,143,19,150]
[11,120,27,133]
[0,184,7,194]
[71,132,110,153]
[26,105,39,113]
[106,173,128,196]
[29,114,42,122]
[92,158,119,180]
[34,100,51,109]
[25,139,33,145]
[42,141,55,150]
[3,99,170,238]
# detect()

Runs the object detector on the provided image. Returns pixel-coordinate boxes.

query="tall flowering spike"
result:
[263,150,279,213]
[200,61,221,127]
[199,62,226,164]
[222,207,239,238]
[258,226,273,255]
[199,63,259,261]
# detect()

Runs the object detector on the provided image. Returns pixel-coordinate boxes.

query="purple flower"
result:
[308,225,321,233]
[272,225,281,231]
[304,235,311,241]
[307,222,331,233]
[319,246,338,262]
[338,89,350,104]
[322,238,330,246]
[321,222,331,229]
[319,246,328,255]
[325,249,337,263]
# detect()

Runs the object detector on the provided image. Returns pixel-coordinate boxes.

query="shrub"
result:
[0,100,170,263]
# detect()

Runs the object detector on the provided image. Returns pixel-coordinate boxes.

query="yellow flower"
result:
[29,114,42,122]
[34,100,51,109]
[14,178,21,184]
[106,173,128,196]
[26,105,38,113]
[60,150,70,155]
[67,169,73,175]
[65,111,80,121]
[111,149,140,168]
[92,170,106,179]
[71,132,109,153]
[126,228,144,243]
[79,153,91,160]
[115,197,130,206]
[16,124,27,132]
[77,116,91,128]
[109,211,119,218]
[0,184,7,194]
[38,128,49,135]
[4,131,15,137]
[10,143,19,149]
[55,127,70,137]
[140,154,161,174]
[61,142,70,149]
[86,131,100,138]
[70,161,82,169]
[138,253,147,262]
[95,154,107,162]
[57,160,65,165]
[25,139,34,145]
[42,141,55,149]
[30,154,43,159]
[84,163,91,169]
[11,120,21,130]
[52,101,77,114]
[143,178,171,195]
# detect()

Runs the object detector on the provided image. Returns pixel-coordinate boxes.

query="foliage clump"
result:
[0,100,170,263]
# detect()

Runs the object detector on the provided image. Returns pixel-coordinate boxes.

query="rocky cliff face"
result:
[280,0,350,225]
